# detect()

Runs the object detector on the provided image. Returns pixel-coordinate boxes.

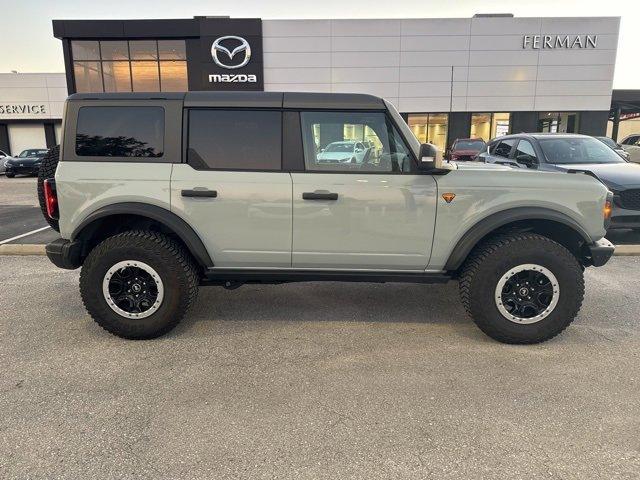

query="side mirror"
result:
[516,154,535,168]
[417,143,443,171]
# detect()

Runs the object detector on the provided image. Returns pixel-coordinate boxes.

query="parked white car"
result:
[620,134,640,163]
[317,141,368,164]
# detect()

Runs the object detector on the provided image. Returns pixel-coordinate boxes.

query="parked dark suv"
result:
[478,133,640,231]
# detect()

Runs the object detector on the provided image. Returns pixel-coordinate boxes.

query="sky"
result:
[0,0,638,88]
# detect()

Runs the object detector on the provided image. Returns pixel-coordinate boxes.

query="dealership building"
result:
[3,14,623,155]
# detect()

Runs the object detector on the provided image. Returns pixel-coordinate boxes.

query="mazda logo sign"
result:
[211,36,251,69]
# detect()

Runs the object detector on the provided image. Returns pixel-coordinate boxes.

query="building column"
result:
[0,123,10,155]
[509,112,538,134]
[577,111,609,137]
[611,107,621,142]
[446,112,471,149]
[44,122,57,149]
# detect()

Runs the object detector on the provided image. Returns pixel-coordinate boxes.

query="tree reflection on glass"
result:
[76,134,162,157]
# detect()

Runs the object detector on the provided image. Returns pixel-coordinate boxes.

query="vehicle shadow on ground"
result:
[180,281,471,330]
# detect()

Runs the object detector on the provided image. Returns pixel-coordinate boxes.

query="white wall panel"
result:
[264,68,331,84]
[401,19,470,36]
[332,67,399,84]
[261,16,618,113]
[0,73,66,121]
[8,124,47,153]
[263,37,330,53]
[401,35,469,51]
[331,36,400,52]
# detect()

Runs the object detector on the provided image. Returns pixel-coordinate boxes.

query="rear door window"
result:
[494,139,517,158]
[187,110,282,170]
[76,106,164,157]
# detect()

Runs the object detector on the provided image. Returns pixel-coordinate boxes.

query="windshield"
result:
[18,149,47,158]
[324,143,354,153]
[597,137,618,149]
[454,140,485,151]
[539,137,626,165]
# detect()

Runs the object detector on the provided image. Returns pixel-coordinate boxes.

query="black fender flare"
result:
[71,202,213,268]
[443,207,593,271]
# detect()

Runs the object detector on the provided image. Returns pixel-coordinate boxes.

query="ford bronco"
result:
[41,92,614,344]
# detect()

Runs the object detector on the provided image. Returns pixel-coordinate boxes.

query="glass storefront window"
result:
[407,113,448,153]
[130,40,158,60]
[538,112,579,133]
[73,62,103,93]
[131,62,160,91]
[160,61,188,91]
[100,41,129,60]
[158,40,187,60]
[72,41,100,61]
[102,61,132,92]
[70,39,187,93]
[471,113,511,142]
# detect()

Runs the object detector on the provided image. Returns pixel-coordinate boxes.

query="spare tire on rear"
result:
[37,145,60,232]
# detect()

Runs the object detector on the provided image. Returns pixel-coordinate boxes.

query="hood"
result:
[317,151,352,161]
[7,156,42,165]
[550,162,640,190]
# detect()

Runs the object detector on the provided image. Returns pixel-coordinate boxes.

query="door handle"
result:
[181,189,217,198]
[302,191,339,201]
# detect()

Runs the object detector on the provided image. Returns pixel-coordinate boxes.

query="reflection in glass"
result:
[129,40,158,60]
[72,41,100,61]
[100,41,129,60]
[471,113,511,141]
[407,113,448,153]
[102,61,132,92]
[132,62,160,91]
[73,62,103,93]
[158,40,187,60]
[160,61,188,91]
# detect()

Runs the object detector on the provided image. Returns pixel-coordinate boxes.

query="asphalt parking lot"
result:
[1,255,639,479]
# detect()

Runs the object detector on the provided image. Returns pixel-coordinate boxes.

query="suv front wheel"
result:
[80,230,199,339]
[460,233,585,344]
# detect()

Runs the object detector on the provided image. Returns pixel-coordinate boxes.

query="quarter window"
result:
[494,139,516,158]
[301,111,413,173]
[75,106,164,158]
[187,110,282,170]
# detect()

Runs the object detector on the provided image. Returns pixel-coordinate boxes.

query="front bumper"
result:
[585,238,615,267]
[46,238,83,270]
[5,164,40,175]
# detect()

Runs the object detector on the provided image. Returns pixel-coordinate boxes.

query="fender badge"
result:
[442,193,456,203]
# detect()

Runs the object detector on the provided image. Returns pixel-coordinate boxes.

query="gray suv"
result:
[43,92,614,344]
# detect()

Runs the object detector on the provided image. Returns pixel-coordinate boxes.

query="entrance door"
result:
[291,110,438,270]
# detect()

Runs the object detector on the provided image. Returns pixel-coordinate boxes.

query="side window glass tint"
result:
[515,140,537,160]
[76,106,164,158]
[494,139,516,158]
[188,110,282,170]
[300,111,412,173]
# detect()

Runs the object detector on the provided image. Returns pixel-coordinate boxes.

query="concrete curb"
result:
[1,243,640,257]
[0,244,46,255]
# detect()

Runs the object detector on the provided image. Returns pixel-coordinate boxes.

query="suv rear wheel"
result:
[459,233,584,344]
[80,230,199,339]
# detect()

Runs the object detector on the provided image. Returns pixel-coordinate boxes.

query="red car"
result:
[448,138,487,161]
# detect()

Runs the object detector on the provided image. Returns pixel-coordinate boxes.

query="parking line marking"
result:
[0,226,51,245]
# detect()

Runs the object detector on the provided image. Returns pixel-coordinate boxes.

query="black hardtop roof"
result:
[67,91,387,110]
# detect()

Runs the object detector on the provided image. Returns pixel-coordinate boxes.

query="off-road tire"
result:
[459,232,584,344]
[37,145,60,232]
[80,230,199,339]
